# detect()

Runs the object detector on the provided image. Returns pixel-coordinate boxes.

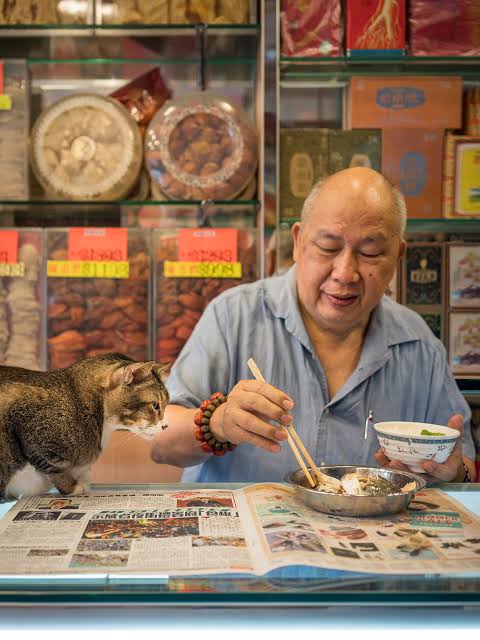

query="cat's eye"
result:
[152,401,161,412]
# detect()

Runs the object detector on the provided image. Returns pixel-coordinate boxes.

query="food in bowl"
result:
[314,470,413,496]
[374,421,460,473]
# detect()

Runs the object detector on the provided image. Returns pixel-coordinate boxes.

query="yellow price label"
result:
[47,260,130,279]
[164,261,242,279]
[0,95,12,110]
[0,262,24,277]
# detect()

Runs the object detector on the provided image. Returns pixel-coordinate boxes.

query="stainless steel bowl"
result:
[285,465,426,517]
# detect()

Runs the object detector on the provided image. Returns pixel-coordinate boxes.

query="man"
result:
[151,167,476,484]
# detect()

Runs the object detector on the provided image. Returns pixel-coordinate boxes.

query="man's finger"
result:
[447,414,464,433]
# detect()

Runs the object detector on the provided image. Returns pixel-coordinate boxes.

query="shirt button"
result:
[324,408,330,415]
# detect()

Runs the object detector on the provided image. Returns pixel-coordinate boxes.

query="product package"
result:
[154,227,257,364]
[30,94,143,201]
[110,68,171,139]
[46,228,151,370]
[403,243,444,307]
[382,129,444,218]
[0,0,92,24]
[464,87,480,137]
[348,76,463,129]
[448,244,480,309]
[455,141,480,217]
[0,229,43,370]
[96,0,251,25]
[410,0,480,57]
[280,128,381,219]
[411,306,445,343]
[145,93,257,201]
[449,311,480,376]
[280,0,342,57]
[346,0,406,57]
[0,60,29,200]
[442,135,480,218]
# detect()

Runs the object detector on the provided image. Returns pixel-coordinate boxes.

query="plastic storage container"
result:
[0,60,29,200]
[154,226,258,364]
[96,0,252,24]
[0,1,92,24]
[30,94,143,201]
[46,228,151,370]
[145,92,257,201]
[0,228,43,370]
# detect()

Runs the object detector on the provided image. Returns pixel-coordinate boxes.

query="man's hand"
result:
[374,414,465,483]
[209,379,293,453]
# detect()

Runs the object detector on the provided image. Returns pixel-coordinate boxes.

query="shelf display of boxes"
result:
[449,244,480,309]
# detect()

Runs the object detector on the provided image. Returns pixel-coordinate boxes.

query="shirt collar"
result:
[264,266,424,363]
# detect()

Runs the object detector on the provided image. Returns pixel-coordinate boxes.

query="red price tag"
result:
[68,228,128,262]
[178,229,238,263]
[0,230,18,264]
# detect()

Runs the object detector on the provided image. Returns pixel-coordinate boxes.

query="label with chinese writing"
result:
[0,230,18,264]
[47,261,130,279]
[164,261,242,279]
[0,262,24,277]
[178,229,238,263]
[68,228,128,262]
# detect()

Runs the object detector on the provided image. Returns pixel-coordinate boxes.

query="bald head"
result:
[301,167,407,238]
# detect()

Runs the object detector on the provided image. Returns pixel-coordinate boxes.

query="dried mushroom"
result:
[30,94,142,201]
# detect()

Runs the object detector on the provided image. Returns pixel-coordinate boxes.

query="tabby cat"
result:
[0,353,169,502]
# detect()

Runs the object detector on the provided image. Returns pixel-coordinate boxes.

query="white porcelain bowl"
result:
[373,421,460,473]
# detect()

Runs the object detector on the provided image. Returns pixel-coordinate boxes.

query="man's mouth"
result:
[323,292,358,307]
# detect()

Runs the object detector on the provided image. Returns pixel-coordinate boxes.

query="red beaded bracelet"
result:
[193,392,237,457]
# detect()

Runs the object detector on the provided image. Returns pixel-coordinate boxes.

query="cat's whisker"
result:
[115,431,142,451]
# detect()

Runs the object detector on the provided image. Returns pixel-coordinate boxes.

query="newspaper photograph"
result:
[0,485,478,576]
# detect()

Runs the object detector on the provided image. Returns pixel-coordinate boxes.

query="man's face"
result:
[293,184,406,335]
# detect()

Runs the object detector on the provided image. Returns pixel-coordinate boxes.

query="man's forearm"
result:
[150,404,210,467]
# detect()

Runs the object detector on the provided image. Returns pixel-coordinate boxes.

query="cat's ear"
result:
[109,361,155,388]
[153,362,171,381]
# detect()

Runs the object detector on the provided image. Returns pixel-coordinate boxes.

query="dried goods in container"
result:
[30,94,143,201]
[97,0,250,24]
[0,0,90,24]
[145,93,257,201]
[154,229,257,364]
[0,230,42,370]
[0,60,29,200]
[46,230,150,370]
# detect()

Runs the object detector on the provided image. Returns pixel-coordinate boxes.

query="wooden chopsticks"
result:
[247,357,323,488]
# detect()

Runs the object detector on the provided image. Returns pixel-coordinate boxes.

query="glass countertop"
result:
[0,483,479,607]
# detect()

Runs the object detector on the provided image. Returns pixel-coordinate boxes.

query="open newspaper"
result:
[0,484,479,576]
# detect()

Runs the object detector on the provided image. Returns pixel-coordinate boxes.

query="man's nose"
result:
[331,250,360,283]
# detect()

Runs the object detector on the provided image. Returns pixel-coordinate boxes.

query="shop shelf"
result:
[280,55,480,85]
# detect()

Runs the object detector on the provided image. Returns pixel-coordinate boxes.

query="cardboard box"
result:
[348,76,462,129]
[328,129,381,173]
[280,128,329,220]
[448,244,480,309]
[403,243,444,306]
[455,142,480,216]
[346,0,406,56]
[449,311,480,376]
[382,129,444,218]
[442,135,480,218]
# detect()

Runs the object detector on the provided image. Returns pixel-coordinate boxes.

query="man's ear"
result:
[109,361,155,388]
[292,222,302,262]
[397,239,407,263]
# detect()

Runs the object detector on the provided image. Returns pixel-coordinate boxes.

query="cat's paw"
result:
[71,482,88,496]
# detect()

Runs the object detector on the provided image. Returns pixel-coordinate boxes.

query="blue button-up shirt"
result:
[167,266,475,483]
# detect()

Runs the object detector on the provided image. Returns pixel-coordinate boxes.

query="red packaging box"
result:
[280,0,342,57]
[382,129,444,218]
[410,0,480,57]
[348,76,463,129]
[346,0,406,55]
